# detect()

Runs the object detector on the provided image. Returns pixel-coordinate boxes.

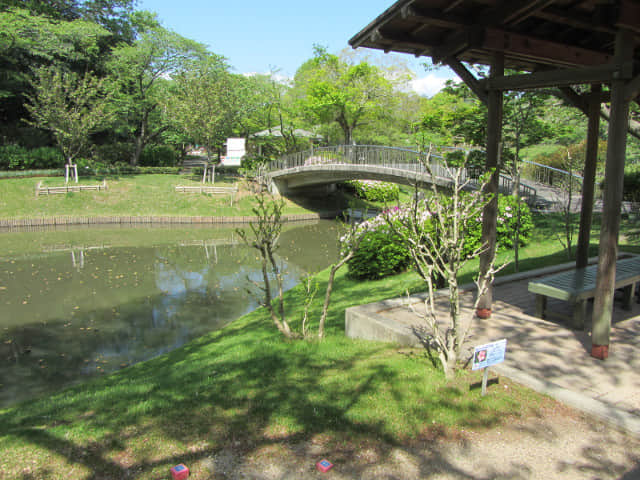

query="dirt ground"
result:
[184,403,640,480]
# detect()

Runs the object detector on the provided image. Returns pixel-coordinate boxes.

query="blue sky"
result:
[139,0,456,96]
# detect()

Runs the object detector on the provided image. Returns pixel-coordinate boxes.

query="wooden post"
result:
[591,30,634,359]
[477,53,504,318]
[576,84,602,269]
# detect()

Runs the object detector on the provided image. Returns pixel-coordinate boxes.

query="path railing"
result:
[267,145,538,204]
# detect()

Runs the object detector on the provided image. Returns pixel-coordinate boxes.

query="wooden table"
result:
[527,256,640,330]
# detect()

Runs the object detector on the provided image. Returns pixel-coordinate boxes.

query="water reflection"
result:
[0,221,339,407]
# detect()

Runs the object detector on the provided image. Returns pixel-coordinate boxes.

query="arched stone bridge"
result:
[263,145,539,203]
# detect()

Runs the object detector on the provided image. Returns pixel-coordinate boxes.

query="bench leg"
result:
[622,283,635,310]
[570,300,587,330]
[535,294,547,319]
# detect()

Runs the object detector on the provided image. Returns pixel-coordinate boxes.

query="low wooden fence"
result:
[36,180,107,196]
[175,185,238,206]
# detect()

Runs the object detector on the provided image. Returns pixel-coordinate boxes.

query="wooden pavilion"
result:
[349,0,640,359]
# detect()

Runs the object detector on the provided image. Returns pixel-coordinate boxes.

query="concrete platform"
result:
[345,261,640,437]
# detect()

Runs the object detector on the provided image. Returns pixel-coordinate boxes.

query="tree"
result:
[24,66,113,165]
[502,89,549,271]
[108,21,206,165]
[167,54,239,164]
[293,46,395,145]
[237,192,295,339]
[0,7,110,141]
[415,81,486,148]
[385,148,502,379]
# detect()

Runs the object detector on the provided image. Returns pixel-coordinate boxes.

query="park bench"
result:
[175,185,238,206]
[527,255,640,330]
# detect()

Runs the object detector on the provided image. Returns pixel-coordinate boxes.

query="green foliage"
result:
[294,46,397,144]
[0,168,63,178]
[93,142,133,164]
[347,228,411,280]
[347,194,533,281]
[0,145,64,170]
[24,66,114,164]
[347,180,400,202]
[75,158,180,175]
[139,144,178,167]
[623,163,640,202]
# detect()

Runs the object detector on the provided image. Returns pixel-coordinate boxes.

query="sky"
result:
[138,0,457,96]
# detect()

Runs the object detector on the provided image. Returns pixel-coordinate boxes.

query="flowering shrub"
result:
[345,206,414,280]
[344,195,533,280]
[347,180,400,202]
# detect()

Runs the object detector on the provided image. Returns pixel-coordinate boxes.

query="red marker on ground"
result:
[170,463,189,480]
[316,459,333,472]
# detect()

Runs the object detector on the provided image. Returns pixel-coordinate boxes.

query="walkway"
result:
[345,261,640,437]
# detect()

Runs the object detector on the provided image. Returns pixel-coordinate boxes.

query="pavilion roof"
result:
[349,0,640,73]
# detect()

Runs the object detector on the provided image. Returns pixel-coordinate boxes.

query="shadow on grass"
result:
[0,271,518,479]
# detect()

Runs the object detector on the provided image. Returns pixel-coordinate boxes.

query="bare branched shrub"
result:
[386,147,503,379]
[237,191,295,339]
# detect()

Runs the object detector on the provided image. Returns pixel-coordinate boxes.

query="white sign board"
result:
[472,338,507,371]
[221,137,245,166]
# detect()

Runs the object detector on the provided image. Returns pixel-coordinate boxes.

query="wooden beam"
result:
[431,27,484,64]
[445,57,488,105]
[400,5,467,29]
[533,7,616,35]
[481,64,625,91]
[481,0,556,26]
[482,28,613,67]
[617,0,640,35]
[592,29,634,358]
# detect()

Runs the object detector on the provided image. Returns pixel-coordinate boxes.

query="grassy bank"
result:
[1,216,619,479]
[0,174,321,219]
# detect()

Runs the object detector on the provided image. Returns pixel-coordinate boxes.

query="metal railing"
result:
[268,145,538,203]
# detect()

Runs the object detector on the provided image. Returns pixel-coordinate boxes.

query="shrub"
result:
[93,142,133,164]
[347,229,411,280]
[75,158,180,176]
[346,194,533,280]
[623,163,640,202]
[347,180,400,202]
[0,145,64,170]
[0,169,63,179]
[140,145,179,167]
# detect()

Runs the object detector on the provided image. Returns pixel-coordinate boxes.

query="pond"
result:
[0,221,340,407]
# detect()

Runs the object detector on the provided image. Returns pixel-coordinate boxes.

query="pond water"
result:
[0,221,340,407]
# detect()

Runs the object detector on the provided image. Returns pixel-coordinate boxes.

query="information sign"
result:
[472,338,507,371]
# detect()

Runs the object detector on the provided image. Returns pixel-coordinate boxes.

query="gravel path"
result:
[190,404,640,479]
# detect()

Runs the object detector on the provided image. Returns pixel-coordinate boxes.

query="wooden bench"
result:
[527,256,640,330]
[175,185,238,206]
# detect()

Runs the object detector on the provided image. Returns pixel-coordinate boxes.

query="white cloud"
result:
[243,71,292,86]
[410,74,459,97]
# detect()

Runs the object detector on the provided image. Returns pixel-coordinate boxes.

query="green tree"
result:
[415,81,486,148]
[108,20,206,165]
[24,66,113,165]
[167,54,240,163]
[0,7,110,142]
[293,46,395,145]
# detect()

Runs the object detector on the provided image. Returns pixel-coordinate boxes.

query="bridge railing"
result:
[269,145,538,204]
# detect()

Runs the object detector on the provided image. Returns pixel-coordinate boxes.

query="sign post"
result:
[471,338,507,396]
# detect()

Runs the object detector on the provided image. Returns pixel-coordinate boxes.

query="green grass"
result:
[0,174,317,219]
[0,214,613,479]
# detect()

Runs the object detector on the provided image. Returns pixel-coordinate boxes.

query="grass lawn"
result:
[0,174,319,219]
[3,213,633,479]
